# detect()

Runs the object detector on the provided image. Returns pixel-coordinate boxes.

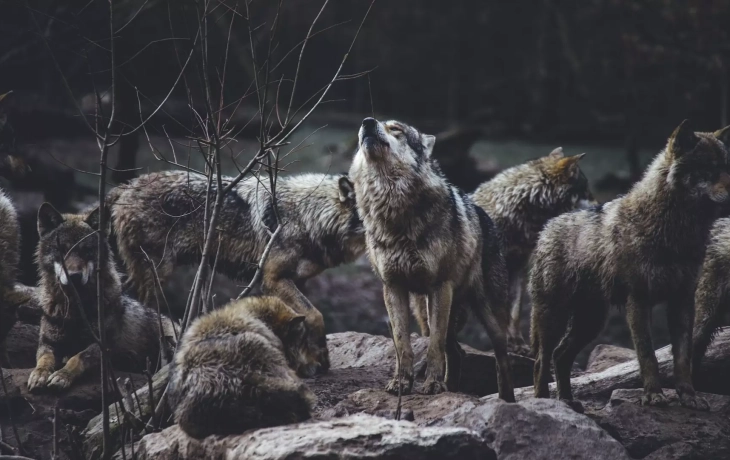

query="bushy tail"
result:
[173,370,314,439]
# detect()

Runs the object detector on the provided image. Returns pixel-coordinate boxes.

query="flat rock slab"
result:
[322,388,480,424]
[325,331,535,397]
[128,414,495,460]
[586,344,635,373]
[436,397,631,460]
[592,389,730,459]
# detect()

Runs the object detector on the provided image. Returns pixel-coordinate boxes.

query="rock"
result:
[83,364,170,460]
[586,344,635,373]
[499,328,730,407]
[129,414,494,460]
[591,389,730,459]
[643,442,698,460]
[435,397,630,460]
[4,323,39,369]
[323,388,479,424]
[325,331,535,397]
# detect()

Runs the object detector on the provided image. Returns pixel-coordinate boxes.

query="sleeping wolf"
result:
[168,296,315,438]
[530,121,730,411]
[108,171,365,376]
[349,117,514,400]
[27,204,177,392]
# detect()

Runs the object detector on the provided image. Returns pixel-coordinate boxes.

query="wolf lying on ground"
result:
[107,171,366,376]
[168,295,316,439]
[530,121,730,411]
[27,204,178,392]
[349,117,515,400]
[411,147,595,356]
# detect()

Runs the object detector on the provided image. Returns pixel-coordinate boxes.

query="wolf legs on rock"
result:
[626,294,666,406]
[507,269,531,356]
[383,284,414,395]
[667,292,709,410]
[692,276,725,384]
[421,283,453,395]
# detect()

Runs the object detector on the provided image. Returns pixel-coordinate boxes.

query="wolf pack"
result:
[0,117,729,438]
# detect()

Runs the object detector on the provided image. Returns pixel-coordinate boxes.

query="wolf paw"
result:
[421,378,448,395]
[559,398,585,413]
[640,391,668,407]
[46,369,73,391]
[385,377,413,395]
[679,392,710,411]
[27,368,51,392]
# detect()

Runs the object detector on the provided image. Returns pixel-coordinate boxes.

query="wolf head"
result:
[665,120,730,203]
[357,117,436,171]
[36,203,105,290]
[537,147,595,210]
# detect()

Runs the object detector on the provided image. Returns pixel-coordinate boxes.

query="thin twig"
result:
[237,224,283,299]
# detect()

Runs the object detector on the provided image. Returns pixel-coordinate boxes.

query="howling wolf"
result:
[349,117,514,400]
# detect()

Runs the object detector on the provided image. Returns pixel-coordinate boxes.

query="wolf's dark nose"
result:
[362,117,377,130]
[69,272,83,285]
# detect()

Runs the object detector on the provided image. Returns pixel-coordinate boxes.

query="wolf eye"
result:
[389,126,404,137]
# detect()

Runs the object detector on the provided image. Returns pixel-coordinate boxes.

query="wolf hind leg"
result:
[692,272,725,384]
[507,268,531,356]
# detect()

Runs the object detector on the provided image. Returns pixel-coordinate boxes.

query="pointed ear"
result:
[548,147,564,159]
[553,154,585,179]
[85,206,100,231]
[714,125,730,146]
[288,315,306,336]
[37,202,64,237]
[669,119,699,158]
[422,134,436,157]
[338,175,356,204]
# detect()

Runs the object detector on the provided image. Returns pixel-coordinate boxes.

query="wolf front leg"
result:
[27,342,57,392]
[383,283,414,395]
[422,283,453,395]
[668,291,709,410]
[626,294,666,406]
[262,274,329,375]
[46,342,101,391]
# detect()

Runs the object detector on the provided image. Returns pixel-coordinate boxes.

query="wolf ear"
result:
[669,120,699,158]
[37,202,64,237]
[422,134,436,157]
[84,206,111,235]
[289,315,306,336]
[714,125,730,146]
[548,147,564,159]
[553,153,586,179]
[338,176,356,204]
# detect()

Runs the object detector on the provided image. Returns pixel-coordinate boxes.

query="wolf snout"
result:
[362,117,377,131]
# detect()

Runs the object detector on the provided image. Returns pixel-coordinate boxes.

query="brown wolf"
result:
[107,171,365,376]
[412,148,594,354]
[167,295,315,439]
[27,204,178,392]
[530,121,730,411]
[692,217,730,379]
[349,117,514,400]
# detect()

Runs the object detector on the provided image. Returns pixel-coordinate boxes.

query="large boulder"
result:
[591,389,730,459]
[585,344,635,373]
[4,323,39,369]
[436,398,630,460]
[127,414,495,460]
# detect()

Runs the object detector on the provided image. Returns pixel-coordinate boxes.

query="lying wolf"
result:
[168,295,315,438]
[27,204,177,392]
[349,117,514,400]
[530,121,730,411]
[107,171,365,376]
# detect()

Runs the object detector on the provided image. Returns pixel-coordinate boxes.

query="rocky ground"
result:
[3,303,730,459]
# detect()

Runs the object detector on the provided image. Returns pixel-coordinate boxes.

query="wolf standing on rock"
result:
[108,171,365,376]
[168,296,316,438]
[530,121,730,411]
[349,117,514,400]
[27,204,177,392]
